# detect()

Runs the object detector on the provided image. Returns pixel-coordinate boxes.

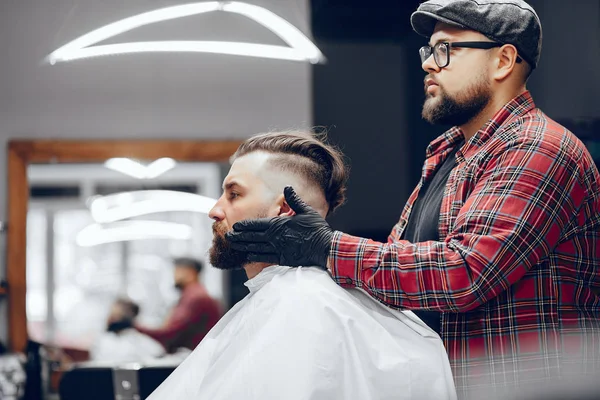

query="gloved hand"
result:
[226,186,333,268]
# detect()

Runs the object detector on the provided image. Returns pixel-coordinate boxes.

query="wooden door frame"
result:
[6,139,242,352]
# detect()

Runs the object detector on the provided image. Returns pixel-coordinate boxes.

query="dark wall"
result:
[312,42,415,239]
[311,1,442,241]
[312,0,600,242]
[526,0,600,120]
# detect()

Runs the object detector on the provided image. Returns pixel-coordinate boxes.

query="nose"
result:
[208,197,225,222]
[422,53,440,74]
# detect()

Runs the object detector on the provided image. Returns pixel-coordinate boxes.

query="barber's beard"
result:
[209,210,269,271]
[422,71,492,127]
[174,282,185,292]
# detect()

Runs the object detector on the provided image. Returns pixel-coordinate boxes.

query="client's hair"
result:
[232,130,349,215]
[114,298,140,321]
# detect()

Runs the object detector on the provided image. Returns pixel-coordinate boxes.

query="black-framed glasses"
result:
[419,41,523,68]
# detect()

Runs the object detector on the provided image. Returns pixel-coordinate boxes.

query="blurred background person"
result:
[136,258,221,353]
[90,298,164,363]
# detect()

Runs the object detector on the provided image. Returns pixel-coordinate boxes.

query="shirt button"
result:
[344,278,353,285]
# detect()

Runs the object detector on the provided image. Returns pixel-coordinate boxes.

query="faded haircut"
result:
[232,130,349,215]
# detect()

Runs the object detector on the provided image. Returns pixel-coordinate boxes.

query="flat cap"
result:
[411,0,542,68]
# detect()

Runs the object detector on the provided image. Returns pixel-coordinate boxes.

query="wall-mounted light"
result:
[76,221,193,247]
[104,157,177,179]
[90,190,217,223]
[47,1,325,64]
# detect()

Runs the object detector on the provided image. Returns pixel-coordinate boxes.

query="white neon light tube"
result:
[90,190,217,223]
[104,157,177,179]
[47,1,325,64]
[76,221,193,247]
[58,42,310,62]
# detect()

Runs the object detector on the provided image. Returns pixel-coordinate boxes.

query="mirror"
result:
[25,160,235,350]
[5,139,244,396]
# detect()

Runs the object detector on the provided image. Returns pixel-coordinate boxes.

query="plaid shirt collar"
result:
[425,91,536,160]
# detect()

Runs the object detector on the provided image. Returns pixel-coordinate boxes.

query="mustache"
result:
[212,221,228,236]
[424,75,440,92]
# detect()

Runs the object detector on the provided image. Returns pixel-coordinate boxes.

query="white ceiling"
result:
[0,0,313,139]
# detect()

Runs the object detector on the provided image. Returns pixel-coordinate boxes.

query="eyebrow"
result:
[223,181,244,191]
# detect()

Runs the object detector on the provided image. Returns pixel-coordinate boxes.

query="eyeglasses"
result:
[419,41,523,68]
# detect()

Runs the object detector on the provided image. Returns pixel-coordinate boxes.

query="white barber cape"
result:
[90,328,165,363]
[147,266,457,400]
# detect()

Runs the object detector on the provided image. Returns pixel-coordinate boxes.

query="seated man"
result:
[147,131,456,400]
[90,298,164,363]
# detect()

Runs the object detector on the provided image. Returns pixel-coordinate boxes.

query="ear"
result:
[276,193,296,216]
[493,44,519,81]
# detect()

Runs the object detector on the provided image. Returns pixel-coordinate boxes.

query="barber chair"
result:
[59,361,178,400]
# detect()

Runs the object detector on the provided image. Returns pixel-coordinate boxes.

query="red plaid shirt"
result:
[329,92,600,395]
[137,282,221,353]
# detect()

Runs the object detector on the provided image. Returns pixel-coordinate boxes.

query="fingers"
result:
[247,253,280,264]
[226,230,267,243]
[231,217,274,232]
[229,241,275,254]
[284,186,312,214]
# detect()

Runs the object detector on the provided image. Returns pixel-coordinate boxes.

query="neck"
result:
[459,86,527,142]
[244,262,276,279]
[180,280,198,290]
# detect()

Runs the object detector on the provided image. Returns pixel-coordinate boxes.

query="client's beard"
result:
[209,221,249,270]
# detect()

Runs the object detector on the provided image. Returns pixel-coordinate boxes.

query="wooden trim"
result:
[6,139,242,352]
[9,140,242,163]
[7,143,29,352]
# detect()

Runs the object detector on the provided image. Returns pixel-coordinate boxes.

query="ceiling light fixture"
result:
[47,1,325,64]
[104,157,177,179]
[76,221,193,247]
[90,190,217,223]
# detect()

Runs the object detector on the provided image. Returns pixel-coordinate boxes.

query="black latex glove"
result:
[226,186,333,268]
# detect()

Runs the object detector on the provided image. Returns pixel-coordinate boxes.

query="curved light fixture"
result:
[76,221,193,247]
[104,157,177,179]
[90,190,217,223]
[47,1,325,64]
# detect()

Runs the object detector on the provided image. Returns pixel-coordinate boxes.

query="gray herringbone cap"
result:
[411,0,542,68]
